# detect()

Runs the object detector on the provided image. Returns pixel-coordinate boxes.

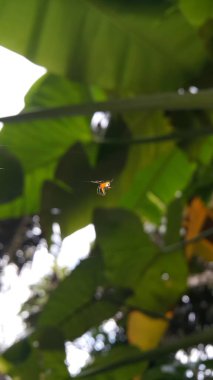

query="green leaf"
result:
[3,338,31,364]
[8,350,41,380]
[121,148,195,221]
[179,0,213,26]
[94,208,156,289]
[196,136,213,164]
[36,250,122,342]
[0,0,206,92]
[37,256,105,329]
[94,208,188,312]
[0,74,91,173]
[128,249,188,313]
[7,348,68,380]
[119,111,173,185]
[117,110,174,223]
[40,114,131,239]
[0,147,23,203]
[40,350,69,380]
[0,162,55,219]
[0,73,93,218]
[61,300,119,342]
[164,197,184,246]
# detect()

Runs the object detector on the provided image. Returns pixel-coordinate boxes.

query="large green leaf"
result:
[94,208,156,289]
[61,300,119,342]
[36,251,122,340]
[179,0,213,26]
[40,114,131,239]
[94,208,187,312]
[116,110,174,222]
[0,163,54,218]
[121,111,174,176]
[0,74,92,218]
[120,147,195,222]
[127,249,187,312]
[0,0,206,93]
[5,347,68,380]
[3,252,120,377]
[37,256,105,329]
[40,111,174,239]
[0,74,91,172]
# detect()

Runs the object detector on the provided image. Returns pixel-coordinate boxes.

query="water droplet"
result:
[161,272,170,281]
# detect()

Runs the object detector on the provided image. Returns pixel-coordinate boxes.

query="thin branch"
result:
[94,132,178,145]
[163,226,213,254]
[2,89,213,124]
[93,127,213,145]
[75,328,213,378]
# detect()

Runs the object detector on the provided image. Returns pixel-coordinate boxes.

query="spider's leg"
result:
[90,180,103,184]
[97,186,106,196]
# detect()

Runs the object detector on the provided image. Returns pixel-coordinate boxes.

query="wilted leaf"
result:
[184,197,213,261]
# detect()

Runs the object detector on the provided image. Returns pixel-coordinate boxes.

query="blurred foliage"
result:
[0,1,213,379]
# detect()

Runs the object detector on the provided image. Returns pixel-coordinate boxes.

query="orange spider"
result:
[90,179,113,196]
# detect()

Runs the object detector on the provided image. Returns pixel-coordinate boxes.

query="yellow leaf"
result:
[184,197,213,261]
[127,310,168,351]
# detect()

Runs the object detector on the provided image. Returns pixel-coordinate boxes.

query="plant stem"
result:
[163,226,213,253]
[94,128,213,145]
[76,328,213,377]
[2,89,213,124]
